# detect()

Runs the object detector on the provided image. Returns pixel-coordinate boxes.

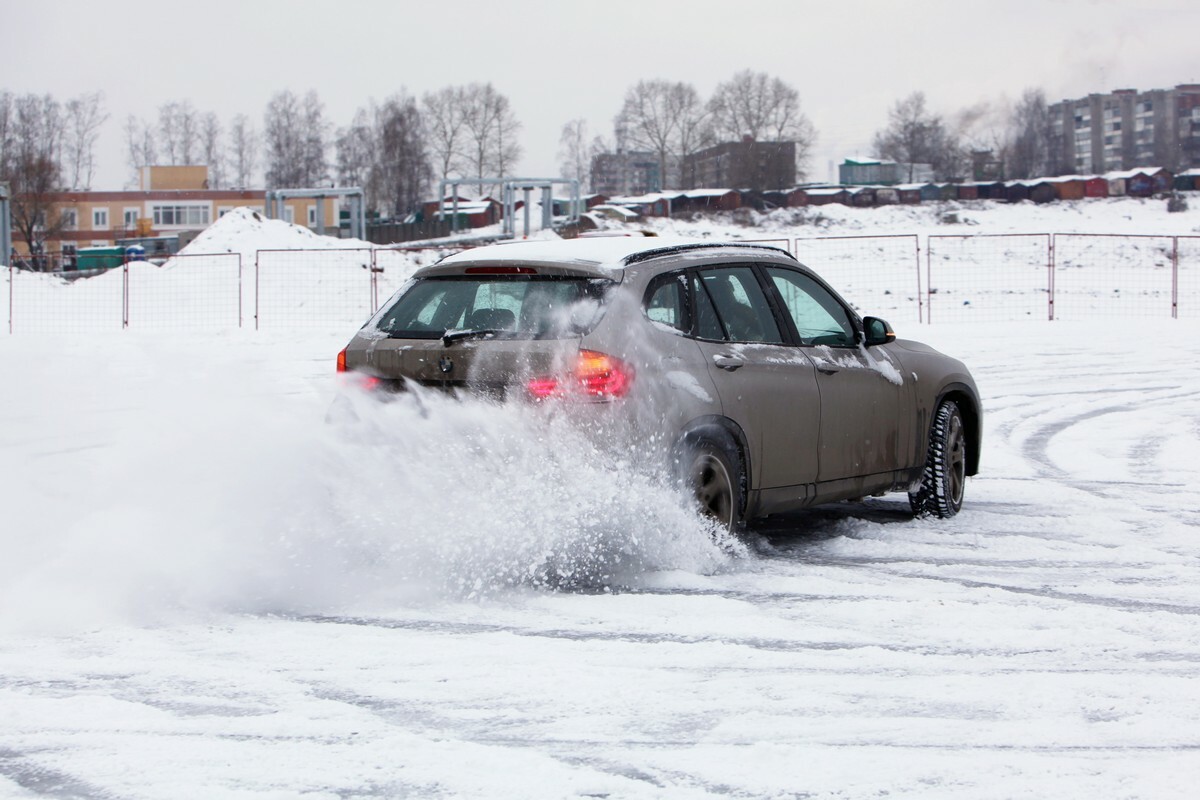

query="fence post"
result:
[370,249,381,313]
[1048,234,1056,321]
[1171,235,1180,319]
[254,250,261,331]
[122,260,130,329]
[915,234,924,324]
[7,264,12,334]
[237,253,244,329]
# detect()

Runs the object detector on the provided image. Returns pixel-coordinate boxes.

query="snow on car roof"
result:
[436,237,788,272]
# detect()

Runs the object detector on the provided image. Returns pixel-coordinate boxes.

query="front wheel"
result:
[909,400,967,518]
[681,434,745,533]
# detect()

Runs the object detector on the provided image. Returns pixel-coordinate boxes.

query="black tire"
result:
[680,433,745,533]
[909,399,967,519]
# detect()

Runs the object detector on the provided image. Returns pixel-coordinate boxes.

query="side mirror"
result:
[862,316,896,347]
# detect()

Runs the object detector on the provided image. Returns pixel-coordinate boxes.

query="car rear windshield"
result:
[375,275,614,339]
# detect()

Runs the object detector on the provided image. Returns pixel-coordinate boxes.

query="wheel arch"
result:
[674,415,752,487]
[674,415,753,526]
[934,383,981,476]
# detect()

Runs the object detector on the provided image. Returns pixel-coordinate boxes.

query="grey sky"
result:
[5,0,1198,189]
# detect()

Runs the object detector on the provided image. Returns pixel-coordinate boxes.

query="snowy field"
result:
[2,201,1200,798]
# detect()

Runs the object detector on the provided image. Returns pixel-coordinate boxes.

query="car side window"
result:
[766,267,856,347]
[697,267,784,344]
[644,273,688,333]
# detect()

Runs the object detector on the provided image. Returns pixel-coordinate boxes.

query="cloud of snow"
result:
[0,353,739,632]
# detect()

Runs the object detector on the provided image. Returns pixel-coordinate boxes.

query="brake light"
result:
[527,376,560,399]
[527,350,633,401]
[464,266,537,275]
[336,347,382,391]
[577,350,632,398]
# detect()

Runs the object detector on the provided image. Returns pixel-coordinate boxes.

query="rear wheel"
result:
[681,434,745,533]
[909,400,967,518]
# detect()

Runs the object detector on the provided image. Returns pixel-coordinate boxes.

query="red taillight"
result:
[527,376,560,399]
[336,347,382,391]
[576,350,632,398]
[527,350,633,401]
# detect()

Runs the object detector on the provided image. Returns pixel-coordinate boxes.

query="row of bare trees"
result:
[560,70,818,191]
[125,101,265,190]
[1,91,109,255]
[332,83,523,218]
[872,89,1054,182]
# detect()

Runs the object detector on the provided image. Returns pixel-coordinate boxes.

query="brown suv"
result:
[338,239,981,529]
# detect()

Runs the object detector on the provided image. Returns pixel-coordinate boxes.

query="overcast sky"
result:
[5,0,1199,189]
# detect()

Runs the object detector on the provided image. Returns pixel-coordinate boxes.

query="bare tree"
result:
[459,83,521,181]
[707,70,815,177]
[1008,88,1051,179]
[708,71,810,141]
[376,93,430,216]
[615,79,692,190]
[123,114,157,187]
[301,90,330,185]
[558,118,590,188]
[2,95,66,262]
[200,111,224,188]
[62,92,108,190]
[264,90,329,188]
[0,92,14,178]
[158,101,200,165]
[872,92,961,181]
[227,113,258,188]
[336,107,375,199]
[422,86,468,182]
[674,84,711,166]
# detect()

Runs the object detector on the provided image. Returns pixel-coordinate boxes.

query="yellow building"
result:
[14,166,341,262]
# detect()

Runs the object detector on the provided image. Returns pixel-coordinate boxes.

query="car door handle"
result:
[811,358,840,375]
[713,354,745,371]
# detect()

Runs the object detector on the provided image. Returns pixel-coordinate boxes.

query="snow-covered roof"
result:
[895,183,934,191]
[805,187,850,197]
[1104,167,1166,179]
[683,189,736,198]
[435,202,493,215]
[591,204,640,219]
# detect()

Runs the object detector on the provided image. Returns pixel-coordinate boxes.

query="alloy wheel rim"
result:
[947,414,966,506]
[692,454,734,529]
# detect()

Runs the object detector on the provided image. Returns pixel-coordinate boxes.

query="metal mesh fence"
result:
[793,235,923,324]
[125,253,243,331]
[926,234,1051,322]
[1178,236,1199,319]
[737,237,793,256]
[1052,234,1177,320]
[7,236,1196,333]
[254,248,375,330]
[7,265,125,334]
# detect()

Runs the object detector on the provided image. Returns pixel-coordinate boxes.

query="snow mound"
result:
[179,206,373,263]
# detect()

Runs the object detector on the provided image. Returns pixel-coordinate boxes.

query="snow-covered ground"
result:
[2,202,1199,798]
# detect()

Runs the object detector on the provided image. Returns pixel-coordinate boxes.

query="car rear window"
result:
[375,275,614,339]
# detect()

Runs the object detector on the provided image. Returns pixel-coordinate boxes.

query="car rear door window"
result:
[766,267,856,346]
[696,267,784,344]
[644,273,688,332]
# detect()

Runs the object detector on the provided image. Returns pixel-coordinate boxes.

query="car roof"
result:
[432,237,795,276]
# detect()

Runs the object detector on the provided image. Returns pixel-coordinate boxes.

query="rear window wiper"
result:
[442,328,501,345]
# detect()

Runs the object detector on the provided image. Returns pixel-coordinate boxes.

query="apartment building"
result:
[1049,84,1200,174]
